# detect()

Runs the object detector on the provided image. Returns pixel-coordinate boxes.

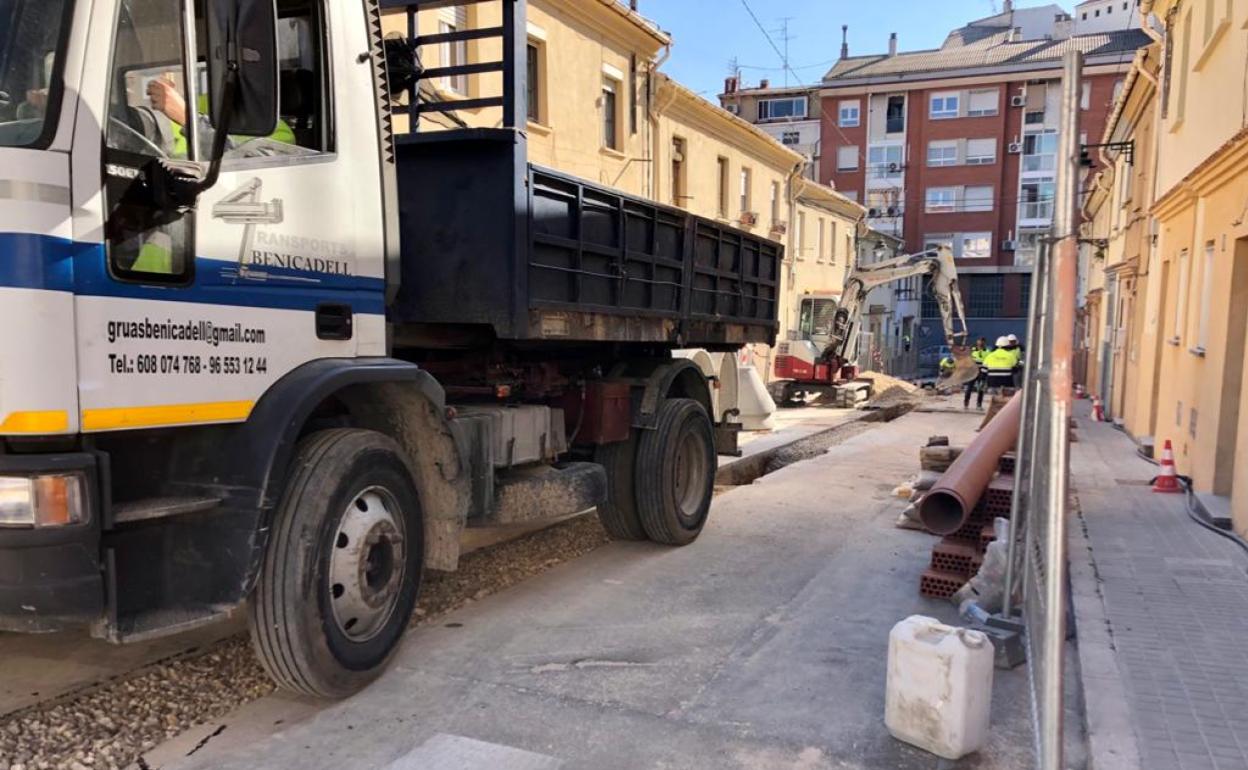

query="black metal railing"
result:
[379,0,525,131]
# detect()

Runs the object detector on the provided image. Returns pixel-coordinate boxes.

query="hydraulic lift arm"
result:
[821,246,978,388]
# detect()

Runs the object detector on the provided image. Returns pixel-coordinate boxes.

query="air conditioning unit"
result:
[887,162,901,173]
[886,206,901,217]
[1007,141,1024,154]
[770,220,788,236]
[1011,94,1026,108]
[1001,239,1018,251]
[739,211,759,227]
[868,207,881,217]
[725,104,740,115]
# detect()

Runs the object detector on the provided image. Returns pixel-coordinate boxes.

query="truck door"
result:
[78,0,387,433]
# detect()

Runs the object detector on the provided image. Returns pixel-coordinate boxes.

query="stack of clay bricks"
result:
[919,452,1016,600]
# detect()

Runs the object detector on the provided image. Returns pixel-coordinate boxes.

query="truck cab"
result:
[0,0,780,697]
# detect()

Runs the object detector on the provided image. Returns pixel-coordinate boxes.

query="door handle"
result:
[315,303,354,341]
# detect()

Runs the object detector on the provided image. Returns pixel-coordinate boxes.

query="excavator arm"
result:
[821,246,978,389]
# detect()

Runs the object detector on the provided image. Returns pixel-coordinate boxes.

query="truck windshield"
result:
[0,0,71,148]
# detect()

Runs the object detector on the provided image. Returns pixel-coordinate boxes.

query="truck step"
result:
[93,604,239,644]
[112,496,221,525]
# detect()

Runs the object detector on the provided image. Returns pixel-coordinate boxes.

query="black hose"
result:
[1135,446,1248,558]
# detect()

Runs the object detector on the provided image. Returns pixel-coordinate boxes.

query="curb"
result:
[1068,501,1142,770]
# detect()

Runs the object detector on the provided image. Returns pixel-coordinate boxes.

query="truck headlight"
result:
[0,474,87,528]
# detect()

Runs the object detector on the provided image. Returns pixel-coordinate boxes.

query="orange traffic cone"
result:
[1152,440,1182,494]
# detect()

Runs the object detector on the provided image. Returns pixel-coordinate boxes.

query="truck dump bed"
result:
[388,129,780,348]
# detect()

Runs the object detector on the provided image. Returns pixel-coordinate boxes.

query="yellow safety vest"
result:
[983,348,1017,372]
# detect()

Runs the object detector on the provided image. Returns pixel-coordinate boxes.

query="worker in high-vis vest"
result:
[125,76,296,276]
[963,337,989,410]
[983,336,1018,391]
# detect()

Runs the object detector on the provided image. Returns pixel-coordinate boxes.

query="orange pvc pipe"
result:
[919,391,1023,535]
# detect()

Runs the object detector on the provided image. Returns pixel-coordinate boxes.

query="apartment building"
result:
[817,5,1148,361]
[720,80,822,180]
[1079,0,1248,533]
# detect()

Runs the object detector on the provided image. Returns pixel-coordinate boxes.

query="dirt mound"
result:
[859,370,919,395]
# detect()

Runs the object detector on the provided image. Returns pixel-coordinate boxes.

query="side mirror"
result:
[205,0,279,138]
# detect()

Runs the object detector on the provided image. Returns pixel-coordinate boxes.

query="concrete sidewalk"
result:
[147,410,1055,770]
[1071,410,1248,770]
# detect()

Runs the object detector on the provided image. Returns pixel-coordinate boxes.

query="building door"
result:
[1100,279,1117,417]
[1214,239,1248,497]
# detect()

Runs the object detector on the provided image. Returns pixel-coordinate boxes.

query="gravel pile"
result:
[0,515,610,770]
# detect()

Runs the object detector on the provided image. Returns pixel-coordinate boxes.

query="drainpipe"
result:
[784,164,805,342]
[646,44,674,201]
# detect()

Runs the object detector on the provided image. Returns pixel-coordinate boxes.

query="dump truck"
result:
[0,0,779,697]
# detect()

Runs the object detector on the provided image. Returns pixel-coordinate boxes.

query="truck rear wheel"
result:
[594,432,648,540]
[635,399,715,546]
[248,429,423,699]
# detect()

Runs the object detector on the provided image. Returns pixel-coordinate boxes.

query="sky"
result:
[652,0,1077,98]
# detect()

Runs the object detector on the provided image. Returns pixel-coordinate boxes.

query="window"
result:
[829,222,838,263]
[925,187,957,213]
[885,95,905,133]
[104,0,194,281]
[758,96,807,121]
[1080,81,1091,111]
[103,0,335,283]
[1020,274,1032,309]
[930,91,959,119]
[770,181,781,224]
[740,167,753,214]
[602,78,619,150]
[1175,10,1192,122]
[796,211,806,259]
[966,138,996,165]
[1197,241,1215,350]
[1020,180,1055,221]
[1174,248,1190,340]
[0,0,70,149]
[963,185,993,213]
[1022,131,1058,172]
[837,145,859,171]
[716,157,730,217]
[440,6,468,95]
[817,218,826,262]
[841,191,859,203]
[839,100,860,127]
[526,42,542,123]
[1203,0,1215,43]
[960,232,992,259]
[781,130,801,146]
[967,275,1005,317]
[967,89,997,117]
[868,144,904,178]
[927,141,958,167]
[670,137,686,206]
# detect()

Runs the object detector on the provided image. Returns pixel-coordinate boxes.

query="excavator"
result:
[773,246,980,404]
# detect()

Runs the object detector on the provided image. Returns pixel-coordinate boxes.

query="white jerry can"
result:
[885,615,994,760]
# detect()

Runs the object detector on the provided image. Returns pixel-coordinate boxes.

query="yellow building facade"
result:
[384,1,863,380]
[1085,0,1248,532]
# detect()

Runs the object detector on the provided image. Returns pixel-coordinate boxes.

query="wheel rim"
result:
[328,486,406,643]
[672,424,710,527]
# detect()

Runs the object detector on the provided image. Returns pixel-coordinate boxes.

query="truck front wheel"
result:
[635,399,715,546]
[248,429,423,698]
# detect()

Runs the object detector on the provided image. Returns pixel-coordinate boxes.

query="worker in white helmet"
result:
[982,336,1017,391]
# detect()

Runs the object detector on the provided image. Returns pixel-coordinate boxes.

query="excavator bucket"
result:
[935,346,981,392]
